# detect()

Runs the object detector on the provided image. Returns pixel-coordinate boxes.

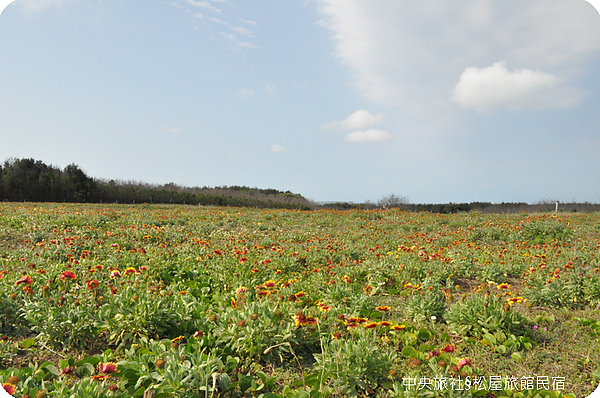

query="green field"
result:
[1,203,599,397]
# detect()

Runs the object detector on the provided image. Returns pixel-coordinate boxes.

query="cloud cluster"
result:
[316,0,600,113]
[452,62,564,112]
[324,109,392,143]
[171,0,259,49]
[270,144,285,153]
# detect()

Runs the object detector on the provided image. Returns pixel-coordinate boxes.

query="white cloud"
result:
[238,88,254,98]
[323,109,386,131]
[184,0,222,14]
[316,1,600,109]
[163,126,182,134]
[231,25,254,38]
[264,84,279,95]
[344,129,393,143]
[270,144,285,153]
[240,18,258,26]
[221,31,260,49]
[452,62,567,112]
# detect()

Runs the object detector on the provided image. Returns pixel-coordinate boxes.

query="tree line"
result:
[0,158,313,210]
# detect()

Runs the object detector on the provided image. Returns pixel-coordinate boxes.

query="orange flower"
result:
[363,321,379,329]
[375,306,391,311]
[60,270,76,281]
[496,283,510,289]
[15,275,33,285]
[364,285,373,294]
[390,324,406,330]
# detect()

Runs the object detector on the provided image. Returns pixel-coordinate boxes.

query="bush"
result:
[445,293,528,337]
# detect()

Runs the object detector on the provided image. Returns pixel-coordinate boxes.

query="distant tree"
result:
[377,194,409,209]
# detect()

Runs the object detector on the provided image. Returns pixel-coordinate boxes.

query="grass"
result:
[0,203,598,397]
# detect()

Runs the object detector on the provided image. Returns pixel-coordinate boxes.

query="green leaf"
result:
[21,338,36,349]
[44,364,59,378]
[417,328,432,341]
[239,375,252,393]
[75,362,95,378]
[483,333,496,345]
[496,344,507,354]
[218,373,231,390]
[76,356,101,366]
[401,346,418,358]
[511,352,522,362]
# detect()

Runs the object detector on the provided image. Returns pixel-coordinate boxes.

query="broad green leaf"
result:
[483,333,496,345]
[21,338,36,349]
[401,346,418,358]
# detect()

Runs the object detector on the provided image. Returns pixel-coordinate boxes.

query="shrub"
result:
[445,293,528,337]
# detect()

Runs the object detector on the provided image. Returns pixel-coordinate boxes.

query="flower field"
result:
[0,203,599,398]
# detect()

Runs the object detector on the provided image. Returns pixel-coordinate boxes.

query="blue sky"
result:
[1,0,599,204]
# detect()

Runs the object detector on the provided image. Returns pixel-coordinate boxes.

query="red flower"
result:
[390,324,406,330]
[15,275,33,285]
[86,279,99,290]
[426,349,441,359]
[59,365,75,376]
[2,383,16,395]
[441,344,455,353]
[457,357,472,369]
[109,270,122,279]
[98,362,118,374]
[363,321,379,329]
[59,271,76,281]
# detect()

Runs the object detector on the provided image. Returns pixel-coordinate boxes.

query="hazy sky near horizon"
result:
[1,1,600,204]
